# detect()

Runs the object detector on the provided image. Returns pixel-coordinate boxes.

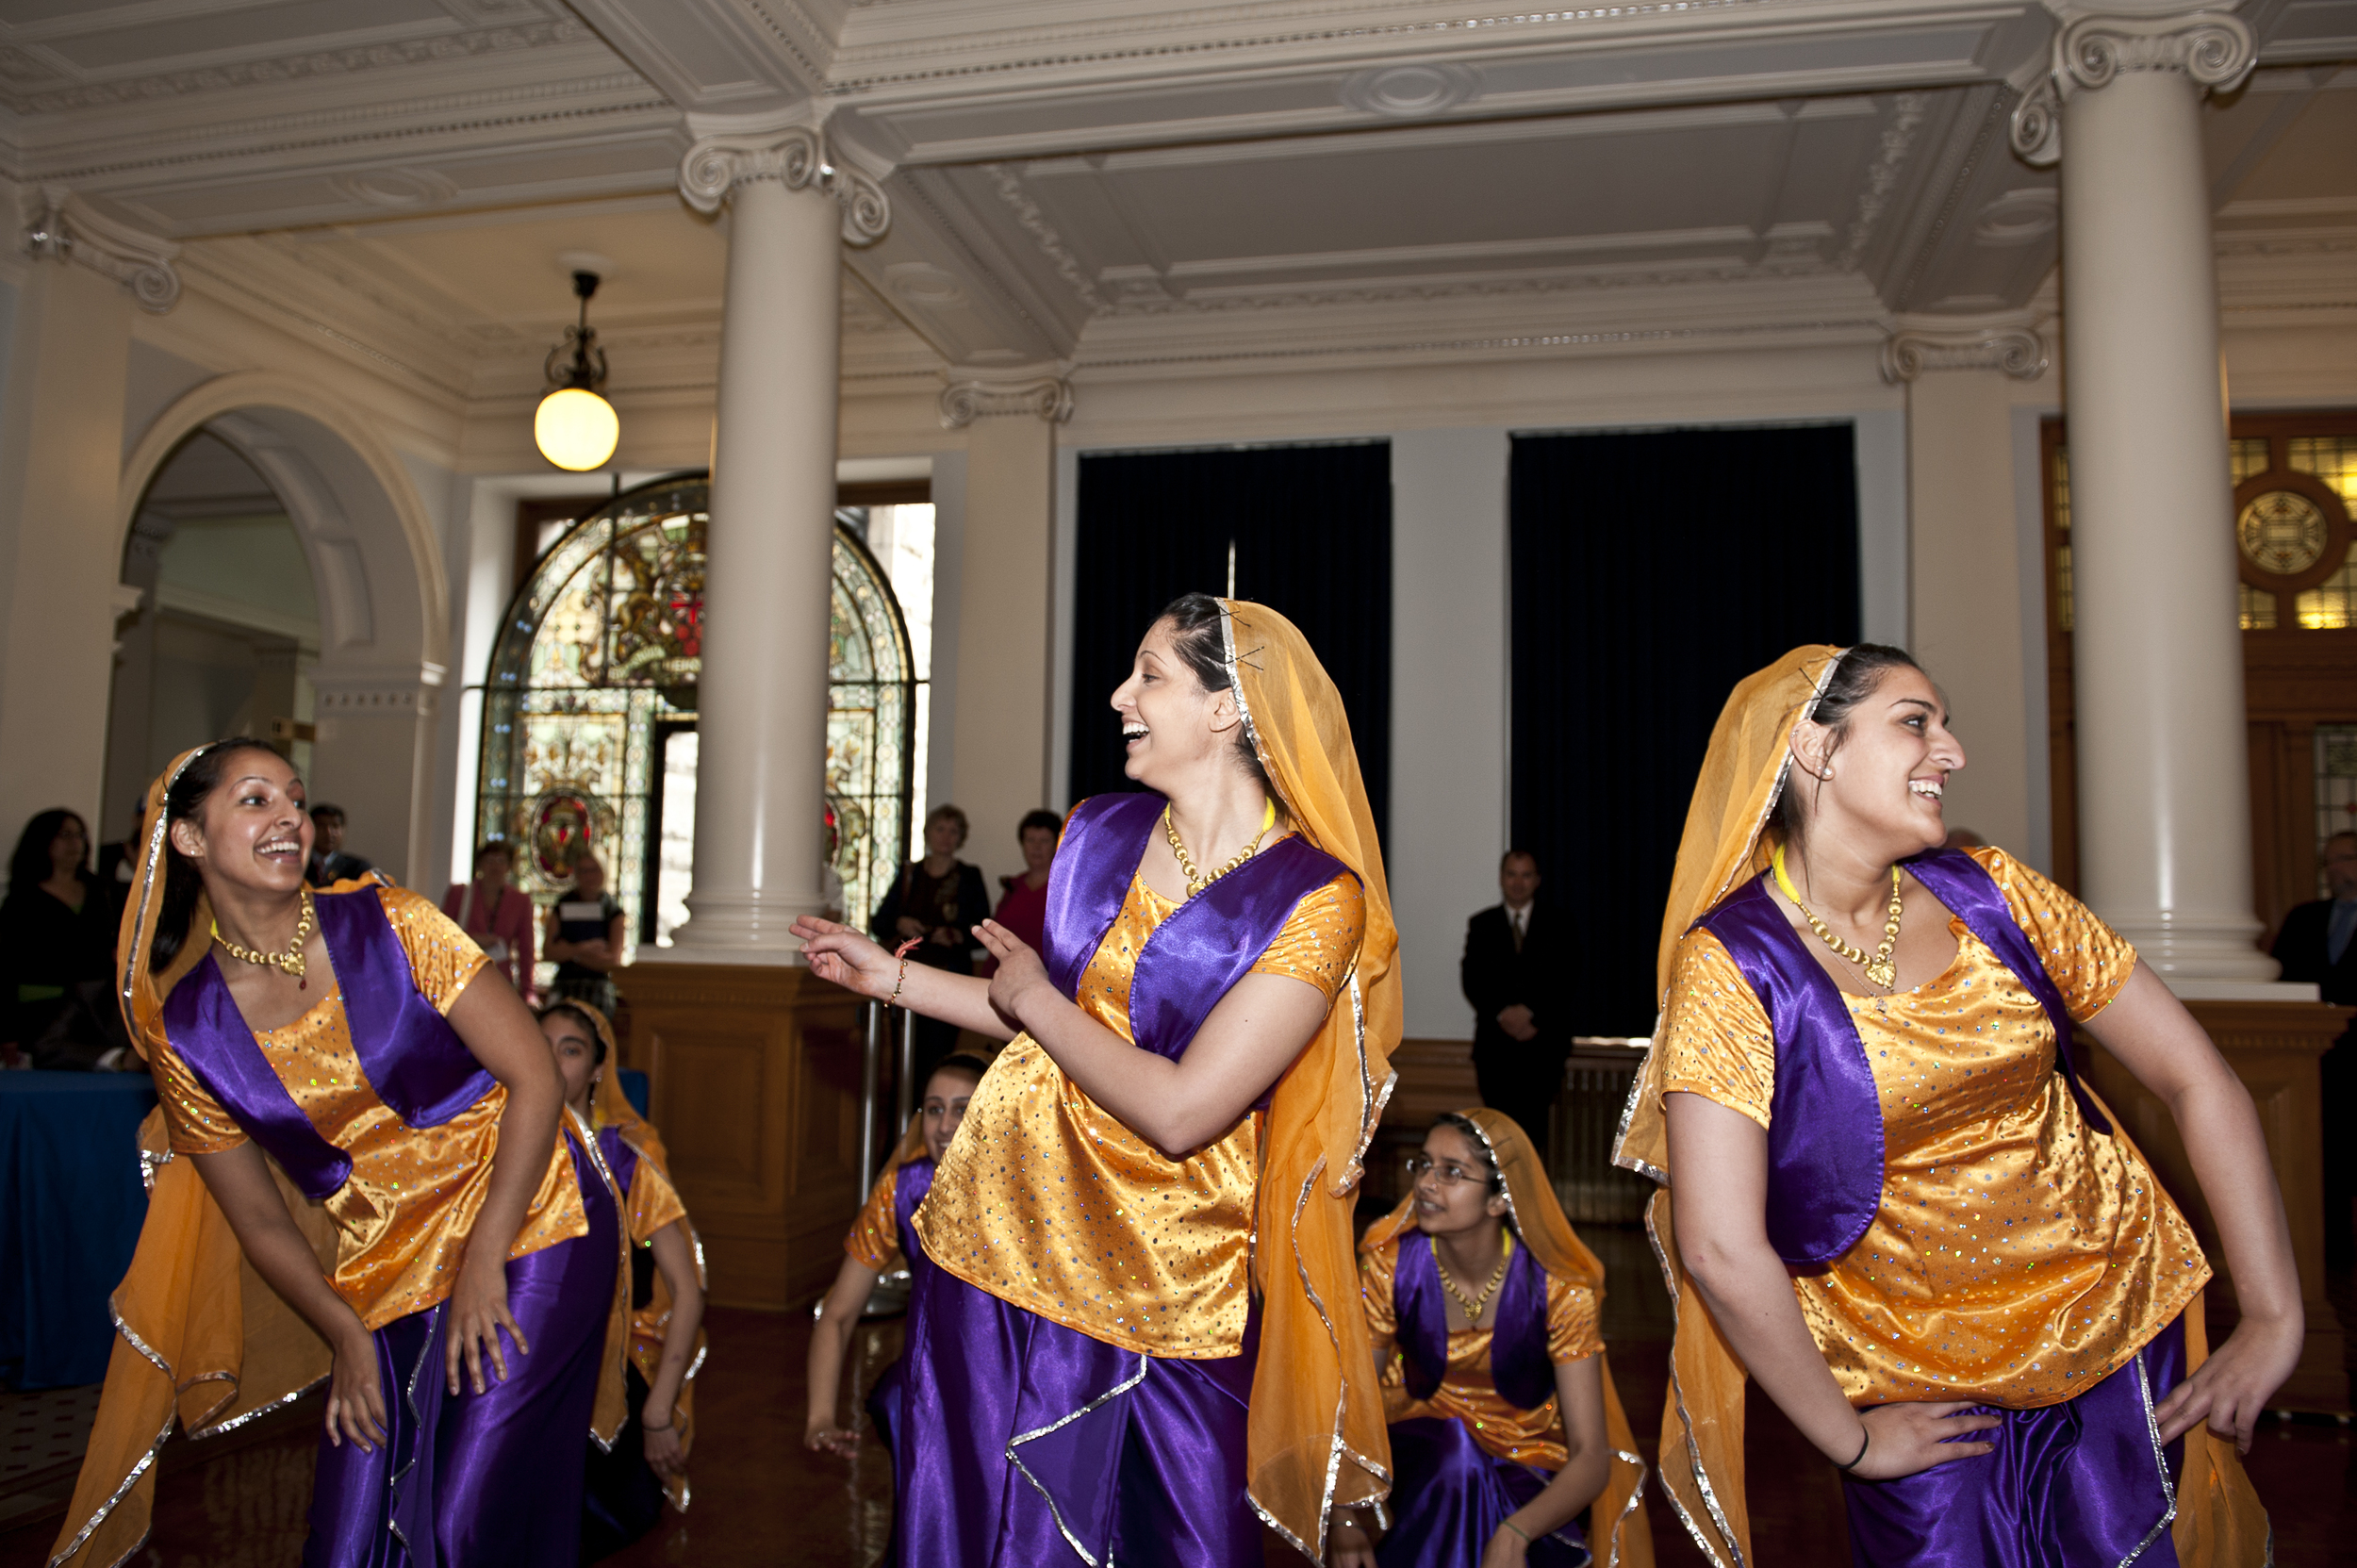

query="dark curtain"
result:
[1509,424,1861,1035]
[1071,443,1392,837]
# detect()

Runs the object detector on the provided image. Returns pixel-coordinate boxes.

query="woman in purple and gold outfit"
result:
[1340,1108,1652,1568]
[796,593,1398,1565]
[1618,646,2289,1566]
[52,740,627,1568]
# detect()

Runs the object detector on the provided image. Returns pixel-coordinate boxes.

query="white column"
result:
[2013,10,2272,979]
[1888,324,2049,859]
[666,128,888,960]
[939,371,1068,890]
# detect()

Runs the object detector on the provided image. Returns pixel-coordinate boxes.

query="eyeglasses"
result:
[1404,1154,1489,1188]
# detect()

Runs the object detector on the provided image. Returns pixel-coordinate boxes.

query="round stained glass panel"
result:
[2237,489,2329,576]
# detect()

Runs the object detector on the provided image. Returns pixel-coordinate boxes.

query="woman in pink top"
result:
[988,809,1062,957]
[442,841,536,999]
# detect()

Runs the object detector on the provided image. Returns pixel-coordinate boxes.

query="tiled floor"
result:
[2,1242,2351,1566]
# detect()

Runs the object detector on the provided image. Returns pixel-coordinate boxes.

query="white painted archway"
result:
[113,372,451,885]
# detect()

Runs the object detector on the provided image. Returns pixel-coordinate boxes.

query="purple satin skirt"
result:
[898,1263,1261,1567]
[1376,1416,1590,1568]
[301,1143,619,1568]
[1842,1315,2186,1568]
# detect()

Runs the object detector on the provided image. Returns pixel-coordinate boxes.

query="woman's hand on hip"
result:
[977,920,1052,1030]
[445,1252,528,1396]
[324,1322,388,1453]
[2155,1307,2303,1453]
[790,916,899,1001]
[1842,1401,1999,1479]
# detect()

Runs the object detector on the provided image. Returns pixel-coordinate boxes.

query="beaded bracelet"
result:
[887,936,921,1006]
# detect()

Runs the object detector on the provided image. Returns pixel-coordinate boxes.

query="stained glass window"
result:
[476,475,916,985]
[2319,726,2357,889]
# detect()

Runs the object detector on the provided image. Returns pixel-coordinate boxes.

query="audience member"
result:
[989,809,1062,955]
[0,810,114,1069]
[869,806,989,1085]
[546,854,627,1016]
[1460,850,1571,1147]
[304,803,372,887]
[541,1002,705,1560]
[441,840,536,998]
[2274,829,2357,1264]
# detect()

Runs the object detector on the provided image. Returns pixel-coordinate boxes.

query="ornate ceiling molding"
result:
[1879,322,2047,383]
[938,371,1073,428]
[23,190,179,311]
[2009,9,2256,167]
[678,126,890,244]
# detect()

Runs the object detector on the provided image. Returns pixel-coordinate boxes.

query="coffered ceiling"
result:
[3,0,2349,393]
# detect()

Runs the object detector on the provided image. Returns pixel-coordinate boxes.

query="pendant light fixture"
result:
[535,270,619,471]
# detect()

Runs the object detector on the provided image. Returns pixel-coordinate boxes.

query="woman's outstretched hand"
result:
[1841,1401,2000,1479]
[2154,1307,2302,1453]
[791,916,900,1001]
[976,920,1050,1030]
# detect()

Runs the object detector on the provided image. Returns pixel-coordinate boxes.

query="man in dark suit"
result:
[2274,830,2357,1263]
[1460,850,1570,1147]
[305,803,374,888]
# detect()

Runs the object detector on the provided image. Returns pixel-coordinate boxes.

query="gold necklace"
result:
[1773,845,1904,990]
[1434,1238,1510,1327]
[213,888,316,988]
[1162,798,1276,898]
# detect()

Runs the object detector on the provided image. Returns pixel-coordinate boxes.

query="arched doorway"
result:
[475,473,917,987]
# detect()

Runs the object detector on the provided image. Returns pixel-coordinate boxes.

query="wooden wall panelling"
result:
[2084,999,2350,1412]
[618,964,865,1310]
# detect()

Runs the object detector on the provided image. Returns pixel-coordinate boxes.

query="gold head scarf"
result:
[1360,1110,1653,1568]
[1219,599,1400,1560]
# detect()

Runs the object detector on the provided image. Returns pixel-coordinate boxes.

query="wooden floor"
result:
[3,1230,2352,1567]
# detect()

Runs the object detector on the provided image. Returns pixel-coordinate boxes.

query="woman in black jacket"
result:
[869,804,991,1087]
[0,809,117,1066]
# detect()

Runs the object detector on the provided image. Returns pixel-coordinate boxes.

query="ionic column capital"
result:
[1880,323,2050,384]
[2010,8,2254,165]
[938,371,1074,430]
[23,189,181,312]
[678,126,889,245]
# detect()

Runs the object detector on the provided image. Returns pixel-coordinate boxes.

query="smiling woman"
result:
[53,738,631,1568]
[1617,646,2292,1566]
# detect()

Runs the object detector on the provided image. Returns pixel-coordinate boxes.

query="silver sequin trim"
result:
[1645,1196,1749,1568]
[1005,1351,1151,1565]
[2117,1345,2179,1566]
[571,1107,635,1454]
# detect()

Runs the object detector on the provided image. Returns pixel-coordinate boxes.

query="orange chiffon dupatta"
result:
[1220,600,1402,1559]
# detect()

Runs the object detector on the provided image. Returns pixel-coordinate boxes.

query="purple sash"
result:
[160,885,499,1199]
[596,1125,640,1200]
[893,1154,937,1278]
[1394,1234,1555,1411]
[1042,793,1351,1062]
[1697,849,2110,1267]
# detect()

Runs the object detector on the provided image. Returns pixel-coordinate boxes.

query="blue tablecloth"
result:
[0,1072,155,1389]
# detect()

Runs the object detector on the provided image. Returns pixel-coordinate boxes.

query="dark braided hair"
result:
[149,740,291,974]
[1775,644,1924,855]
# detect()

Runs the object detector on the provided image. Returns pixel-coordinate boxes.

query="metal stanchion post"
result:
[857,999,884,1181]
[895,1003,917,1136]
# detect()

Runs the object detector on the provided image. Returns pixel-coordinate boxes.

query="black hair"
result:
[927,1053,990,1091]
[472,840,512,870]
[10,808,90,894]
[1775,644,1924,853]
[308,803,346,825]
[1430,1112,1507,1197]
[1017,809,1063,840]
[1499,848,1538,874]
[536,1000,609,1066]
[149,740,292,973]
[1155,592,1274,793]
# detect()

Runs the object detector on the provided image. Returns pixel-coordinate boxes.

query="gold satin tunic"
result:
[846,1162,911,1274]
[149,883,587,1330]
[1656,847,2207,1409]
[1360,1233,1602,1469]
[914,864,1363,1358]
